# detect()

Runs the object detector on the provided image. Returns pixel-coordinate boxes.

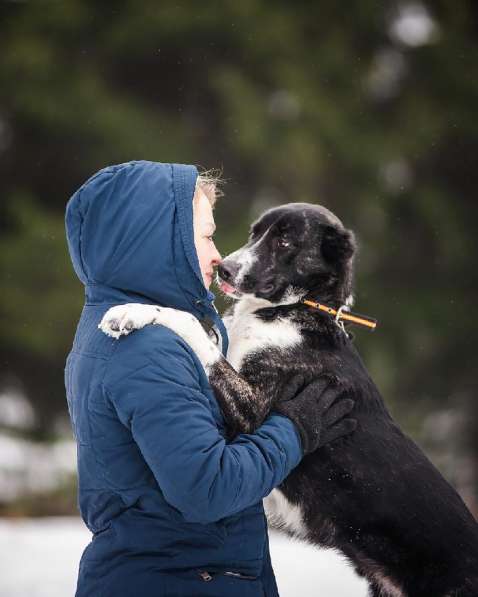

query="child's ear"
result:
[321,225,356,264]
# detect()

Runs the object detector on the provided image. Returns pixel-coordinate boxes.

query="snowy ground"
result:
[0,517,369,597]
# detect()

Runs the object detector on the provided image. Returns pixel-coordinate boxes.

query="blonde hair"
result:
[194,169,223,207]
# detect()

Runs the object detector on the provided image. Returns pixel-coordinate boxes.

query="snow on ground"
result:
[0,517,88,597]
[0,517,368,597]
[270,531,368,596]
[0,434,76,501]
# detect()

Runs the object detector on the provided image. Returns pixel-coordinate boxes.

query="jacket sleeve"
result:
[104,325,303,524]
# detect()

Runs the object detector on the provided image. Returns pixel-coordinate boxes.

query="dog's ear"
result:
[321,225,356,264]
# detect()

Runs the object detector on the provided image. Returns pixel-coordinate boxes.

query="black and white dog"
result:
[101,203,478,596]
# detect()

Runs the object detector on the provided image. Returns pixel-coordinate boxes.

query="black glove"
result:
[273,376,357,455]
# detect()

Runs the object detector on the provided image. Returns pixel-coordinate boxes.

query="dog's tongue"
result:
[219,281,237,295]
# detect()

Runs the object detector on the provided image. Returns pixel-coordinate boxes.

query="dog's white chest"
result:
[224,305,302,371]
[264,488,309,540]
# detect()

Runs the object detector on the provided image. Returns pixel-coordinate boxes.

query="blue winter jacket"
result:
[64,160,303,597]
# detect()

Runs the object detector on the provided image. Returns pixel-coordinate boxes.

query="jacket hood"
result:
[65,161,223,330]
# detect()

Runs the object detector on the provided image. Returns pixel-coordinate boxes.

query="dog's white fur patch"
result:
[278,286,307,305]
[225,245,257,285]
[99,304,221,371]
[264,488,309,540]
[99,303,161,338]
[224,297,302,371]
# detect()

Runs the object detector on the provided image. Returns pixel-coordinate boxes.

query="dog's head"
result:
[217,203,356,306]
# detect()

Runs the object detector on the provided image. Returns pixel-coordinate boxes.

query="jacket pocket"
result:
[148,569,266,597]
[192,569,266,596]
[197,569,259,582]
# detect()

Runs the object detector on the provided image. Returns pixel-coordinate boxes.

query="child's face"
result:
[193,188,222,288]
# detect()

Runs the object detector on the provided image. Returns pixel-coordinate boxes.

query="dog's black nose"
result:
[218,261,239,283]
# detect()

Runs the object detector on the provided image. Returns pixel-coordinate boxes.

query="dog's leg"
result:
[99,304,272,436]
[206,357,274,437]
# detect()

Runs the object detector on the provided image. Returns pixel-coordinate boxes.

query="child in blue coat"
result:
[64,160,354,596]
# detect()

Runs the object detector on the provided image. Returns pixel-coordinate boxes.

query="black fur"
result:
[212,203,478,596]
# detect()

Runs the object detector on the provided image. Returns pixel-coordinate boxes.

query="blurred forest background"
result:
[0,0,477,518]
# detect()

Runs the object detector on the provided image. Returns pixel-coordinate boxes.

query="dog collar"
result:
[300,298,378,332]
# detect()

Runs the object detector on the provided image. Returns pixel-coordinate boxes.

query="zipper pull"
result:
[198,570,213,582]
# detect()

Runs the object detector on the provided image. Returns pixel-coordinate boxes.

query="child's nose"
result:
[212,246,222,265]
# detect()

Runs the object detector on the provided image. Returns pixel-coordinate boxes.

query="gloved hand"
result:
[272,376,357,455]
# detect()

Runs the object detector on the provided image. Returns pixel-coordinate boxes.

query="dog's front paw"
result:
[99,304,161,339]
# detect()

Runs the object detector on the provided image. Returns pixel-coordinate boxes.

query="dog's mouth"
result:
[216,260,281,301]
[217,275,243,298]
[218,275,282,302]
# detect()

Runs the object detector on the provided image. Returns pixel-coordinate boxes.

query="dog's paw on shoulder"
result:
[98,303,161,339]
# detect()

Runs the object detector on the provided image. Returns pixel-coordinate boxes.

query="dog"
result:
[100,202,478,596]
